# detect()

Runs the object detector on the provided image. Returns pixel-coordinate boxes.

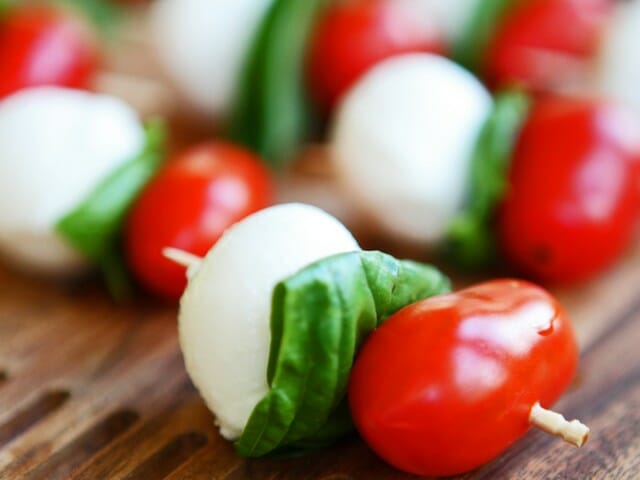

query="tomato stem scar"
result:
[529,402,590,447]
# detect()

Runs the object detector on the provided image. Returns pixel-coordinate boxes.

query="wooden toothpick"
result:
[162,248,203,269]
[529,402,590,447]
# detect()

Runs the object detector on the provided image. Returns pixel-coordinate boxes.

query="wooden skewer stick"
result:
[162,248,203,269]
[529,402,590,447]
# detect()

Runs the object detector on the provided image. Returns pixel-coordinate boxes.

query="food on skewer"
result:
[170,203,450,453]
[126,141,273,301]
[332,53,640,282]
[331,53,493,244]
[0,86,161,288]
[349,279,588,477]
[167,204,587,476]
[497,95,640,283]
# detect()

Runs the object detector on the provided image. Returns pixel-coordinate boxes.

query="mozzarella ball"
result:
[597,1,640,114]
[179,203,360,439]
[150,0,273,116]
[331,54,492,244]
[0,87,144,275]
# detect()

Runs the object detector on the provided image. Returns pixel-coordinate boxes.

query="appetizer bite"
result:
[332,53,640,283]
[170,203,449,452]
[331,53,493,244]
[126,141,273,301]
[0,87,162,292]
[169,204,587,477]
[496,95,640,283]
[350,279,588,477]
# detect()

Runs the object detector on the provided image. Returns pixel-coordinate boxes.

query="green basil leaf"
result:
[236,251,451,457]
[228,0,328,168]
[269,399,355,457]
[453,0,522,74]
[56,120,166,299]
[445,89,531,269]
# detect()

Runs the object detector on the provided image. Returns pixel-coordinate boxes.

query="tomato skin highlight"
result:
[484,0,612,91]
[125,142,273,301]
[307,0,443,112]
[0,4,98,98]
[498,96,640,284]
[349,279,578,477]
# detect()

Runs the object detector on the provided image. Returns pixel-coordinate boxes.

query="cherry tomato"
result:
[125,142,273,301]
[0,4,98,98]
[349,279,578,477]
[484,0,612,91]
[498,96,640,284]
[307,0,443,112]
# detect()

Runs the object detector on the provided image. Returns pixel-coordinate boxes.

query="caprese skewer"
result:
[331,53,640,283]
[166,204,589,476]
[167,203,450,453]
[0,86,163,296]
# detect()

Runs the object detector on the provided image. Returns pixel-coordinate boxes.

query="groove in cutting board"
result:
[122,432,208,480]
[0,390,69,448]
[23,409,140,480]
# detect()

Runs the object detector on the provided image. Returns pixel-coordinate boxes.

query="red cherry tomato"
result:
[0,4,98,98]
[307,0,443,112]
[349,279,578,477]
[125,142,273,301]
[498,96,640,284]
[485,0,612,91]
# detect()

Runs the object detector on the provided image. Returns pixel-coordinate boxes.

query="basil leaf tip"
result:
[444,89,531,269]
[236,251,450,457]
[56,119,167,300]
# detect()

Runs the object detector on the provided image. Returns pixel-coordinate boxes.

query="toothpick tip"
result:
[162,248,202,269]
[530,402,590,447]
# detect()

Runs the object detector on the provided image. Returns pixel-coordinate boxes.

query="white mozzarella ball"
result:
[331,54,492,244]
[0,87,144,275]
[150,0,273,116]
[597,1,640,114]
[401,0,481,44]
[178,203,360,439]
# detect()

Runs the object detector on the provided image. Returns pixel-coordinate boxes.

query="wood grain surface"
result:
[0,241,639,480]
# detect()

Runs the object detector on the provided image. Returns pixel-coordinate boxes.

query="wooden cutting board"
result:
[0,239,639,480]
